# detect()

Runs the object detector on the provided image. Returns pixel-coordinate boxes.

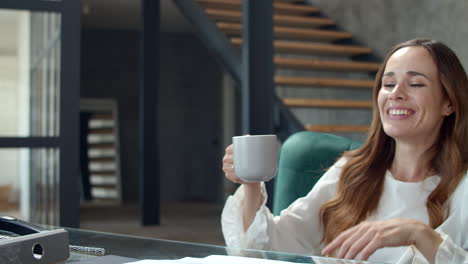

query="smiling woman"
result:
[378,47,453,147]
[221,39,468,264]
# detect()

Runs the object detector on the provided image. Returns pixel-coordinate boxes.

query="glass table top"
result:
[64,227,385,264]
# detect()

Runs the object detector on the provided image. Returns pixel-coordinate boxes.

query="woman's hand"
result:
[321,218,442,263]
[222,144,263,232]
[223,144,258,186]
[222,144,244,184]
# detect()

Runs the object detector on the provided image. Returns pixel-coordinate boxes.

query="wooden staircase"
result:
[80,99,122,204]
[196,0,380,137]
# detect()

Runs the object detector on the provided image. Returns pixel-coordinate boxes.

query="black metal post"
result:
[242,0,274,134]
[60,0,81,228]
[140,0,161,225]
[242,0,275,208]
[79,112,92,201]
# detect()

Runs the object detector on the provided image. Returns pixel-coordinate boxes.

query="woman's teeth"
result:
[389,109,411,116]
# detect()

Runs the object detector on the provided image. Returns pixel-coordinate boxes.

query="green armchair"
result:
[272,131,362,215]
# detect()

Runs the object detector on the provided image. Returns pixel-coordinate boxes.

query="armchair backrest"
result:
[272,131,362,215]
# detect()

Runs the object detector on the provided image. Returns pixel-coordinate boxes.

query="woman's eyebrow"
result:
[382,71,430,80]
[383,72,394,77]
[407,71,430,80]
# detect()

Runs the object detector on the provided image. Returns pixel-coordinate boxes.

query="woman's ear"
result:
[445,104,454,116]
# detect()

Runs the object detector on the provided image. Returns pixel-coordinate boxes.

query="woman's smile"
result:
[386,107,415,120]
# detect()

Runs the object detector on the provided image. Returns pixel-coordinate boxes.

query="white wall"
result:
[0,10,30,220]
[0,57,19,187]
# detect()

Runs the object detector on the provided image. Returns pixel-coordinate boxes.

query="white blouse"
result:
[221,158,468,263]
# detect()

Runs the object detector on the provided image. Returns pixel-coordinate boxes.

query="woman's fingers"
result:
[223,144,252,185]
[358,237,383,261]
[338,231,366,259]
[223,144,243,183]
[342,228,377,260]
[323,222,383,260]
[222,145,234,173]
[225,144,233,154]
[322,226,355,256]
[222,155,233,173]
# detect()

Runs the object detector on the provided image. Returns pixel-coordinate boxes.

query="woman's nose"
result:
[389,84,406,100]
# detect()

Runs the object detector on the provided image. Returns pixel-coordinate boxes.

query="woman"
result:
[221,39,468,264]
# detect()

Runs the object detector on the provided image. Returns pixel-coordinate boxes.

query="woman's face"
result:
[377,46,452,144]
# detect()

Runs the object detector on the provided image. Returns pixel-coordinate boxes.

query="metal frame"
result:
[0,0,81,228]
[0,138,60,148]
[140,0,161,225]
[1,1,62,12]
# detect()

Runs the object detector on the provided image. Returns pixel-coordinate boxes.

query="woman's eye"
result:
[410,84,425,87]
[383,84,395,88]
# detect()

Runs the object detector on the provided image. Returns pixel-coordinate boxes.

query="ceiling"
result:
[0,1,191,56]
[82,0,193,32]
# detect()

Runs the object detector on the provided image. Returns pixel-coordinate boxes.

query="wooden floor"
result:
[0,200,225,246]
[79,201,226,246]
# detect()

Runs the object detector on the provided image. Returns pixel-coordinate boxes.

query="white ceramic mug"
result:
[232,135,279,182]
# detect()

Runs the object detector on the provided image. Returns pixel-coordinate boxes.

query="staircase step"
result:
[275,76,374,88]
[217,22,351,41]
[275,0,305,3]
[89,127,114,134]
[197,0,319,15]
[283,98,373,108]
[88,142,115,149]
[90,170,116,176]
[231,38,372,56]
[305,124,369,133]
[205,9,335,28]
[90,113,113,120]
[89,156,116,162]
[92,183,117,189]
[275,57,380,72]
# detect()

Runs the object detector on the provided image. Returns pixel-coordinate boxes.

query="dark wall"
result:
[159,33,223,202]
[81,29,223,203]
[81,29,140,202]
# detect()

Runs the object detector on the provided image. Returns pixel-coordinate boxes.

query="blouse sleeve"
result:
[221,158,345,256]
[432,172,468,263]
[397,231,468,264]
[433,231,468,263]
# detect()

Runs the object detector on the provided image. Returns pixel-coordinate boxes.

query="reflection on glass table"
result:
[65,227,387,264]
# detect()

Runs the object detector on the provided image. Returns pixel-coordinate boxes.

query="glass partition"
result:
[0,9,62,226]
[0,148,59,226]
[0,9,61,137]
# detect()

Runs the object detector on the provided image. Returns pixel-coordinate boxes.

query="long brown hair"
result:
[319,39,468,244]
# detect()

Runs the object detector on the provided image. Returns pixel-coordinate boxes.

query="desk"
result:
[65,228,384,263]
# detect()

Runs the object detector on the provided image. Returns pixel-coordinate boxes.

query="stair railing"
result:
[173,0,304,142]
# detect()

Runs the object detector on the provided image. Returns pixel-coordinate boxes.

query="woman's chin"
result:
[383,127,413,140]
